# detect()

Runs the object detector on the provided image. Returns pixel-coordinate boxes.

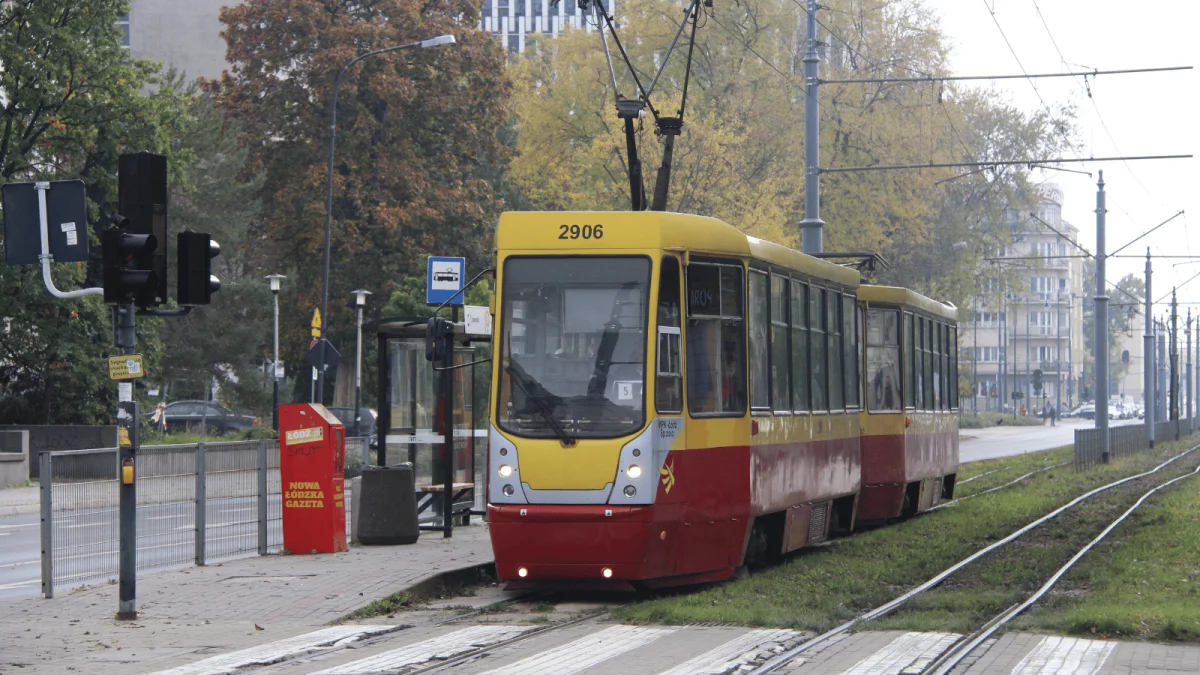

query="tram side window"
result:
[828,292,844,409]
[904,313,914,409]
[923,317,934,411]
[791,280,810,411]
[914,316,924,410]
[749,270,770,411]
[844,295,859,409]
[810,287,827,411]
[866,308,901,412]
[949,326,959,409]
[656,257,683,414]
[933,322,942,410]
[686,261,746,416]
[771,275,791,412]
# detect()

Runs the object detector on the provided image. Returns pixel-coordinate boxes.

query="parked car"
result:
[147,400,259,435]
[327,406,377,445]
[1076,404,1096,420]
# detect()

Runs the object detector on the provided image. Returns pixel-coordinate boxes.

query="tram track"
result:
[748,442,1200,674]
[929,460,1071,512]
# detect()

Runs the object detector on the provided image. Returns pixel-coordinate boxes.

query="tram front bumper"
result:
[488,504,673,582]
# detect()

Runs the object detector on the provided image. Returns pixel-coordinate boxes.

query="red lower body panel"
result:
[859,424,958,520]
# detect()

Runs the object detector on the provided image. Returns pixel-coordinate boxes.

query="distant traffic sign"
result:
[305,340,340,372]
[109,354,145,380]
[427,256,465,306]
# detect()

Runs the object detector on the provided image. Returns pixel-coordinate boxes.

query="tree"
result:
[157,92,269,415]
[0,0,185,424]
[505,0,1072,312]
[209,0,513,396]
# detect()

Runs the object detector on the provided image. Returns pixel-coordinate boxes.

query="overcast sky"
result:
[919,0,1197,318]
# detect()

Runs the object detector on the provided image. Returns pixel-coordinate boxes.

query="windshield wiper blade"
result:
[505,365,576,447]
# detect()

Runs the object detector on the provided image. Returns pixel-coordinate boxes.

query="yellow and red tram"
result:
[485,211,958,587]
[857,286,959,520]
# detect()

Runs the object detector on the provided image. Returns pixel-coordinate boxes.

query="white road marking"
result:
[0,580,39,591]
[148,514,188,521]
[309,626,532,674]
[0,559,38,570]
[656,629,800,675]
[1010,636,1116,674]
[840,632,962,675]
[478,625,677,675]
[147,625,399,675]
[0,523,36,530]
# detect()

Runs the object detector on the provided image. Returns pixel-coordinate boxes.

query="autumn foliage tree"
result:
[507,0,1073,311]
[209,0,513,385]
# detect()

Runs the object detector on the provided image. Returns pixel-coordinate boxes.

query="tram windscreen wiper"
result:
[505,364,576,447]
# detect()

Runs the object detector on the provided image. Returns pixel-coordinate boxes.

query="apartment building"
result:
[963,185,1086,413]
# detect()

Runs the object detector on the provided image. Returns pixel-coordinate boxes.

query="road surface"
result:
[960,417,1141,463]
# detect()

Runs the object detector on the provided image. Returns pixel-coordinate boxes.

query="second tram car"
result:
[486,211,958,587]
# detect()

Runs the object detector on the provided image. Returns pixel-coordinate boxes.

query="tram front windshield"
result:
[498,256,650,440]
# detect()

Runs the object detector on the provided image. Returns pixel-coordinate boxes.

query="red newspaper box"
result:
[278,403,347,554]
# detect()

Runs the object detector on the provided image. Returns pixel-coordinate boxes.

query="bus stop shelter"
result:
[374,318,489,536]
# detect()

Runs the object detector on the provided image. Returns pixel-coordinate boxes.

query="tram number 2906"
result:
[559,224,604,240]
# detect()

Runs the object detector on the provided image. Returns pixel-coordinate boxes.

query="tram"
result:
[485,210,958,587]
[857,286,959,520]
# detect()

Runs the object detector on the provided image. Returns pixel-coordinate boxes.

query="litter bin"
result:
[357,463,420,545]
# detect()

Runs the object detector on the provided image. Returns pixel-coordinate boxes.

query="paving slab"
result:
[0,523,492,675]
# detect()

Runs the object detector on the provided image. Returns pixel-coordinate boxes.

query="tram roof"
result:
[496,211,859,287]
[858,284,958,321]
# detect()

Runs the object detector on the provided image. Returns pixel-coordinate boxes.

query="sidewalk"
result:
[0,523,493,675]
[0,483,38,517]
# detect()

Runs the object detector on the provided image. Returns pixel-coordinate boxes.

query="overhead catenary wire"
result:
[819,154,1192,173]
[818,65,1192,86]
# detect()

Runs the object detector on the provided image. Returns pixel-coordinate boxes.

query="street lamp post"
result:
[316,34,456,403]
[351,289,372,442]
[265,274,286,431]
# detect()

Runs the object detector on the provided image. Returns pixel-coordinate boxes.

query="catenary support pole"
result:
[1056,291,1062,423]
[1158,322,1167,422]
[1145,249,1155,446]
[973,289,979,412]
[1094,172,1110,463]
[115,302,139,619]
[1025,295,1031,411]
[800,0,824,253]
[1186,310,1192,423]
[1170,290,1179,420]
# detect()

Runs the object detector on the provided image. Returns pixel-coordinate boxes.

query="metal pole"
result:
[1158,322,1167,422]
[800,0,824,254]
[1025,295,1031,413]
[1094,172,1110,463]
[1068,295,1074,408]
[1145,249,1155,446]
[1056,291,1062,424]
[1186,310,1192,423]
[39,452,53,599]
[116,302,139,619]
[257,439,268,555]
[1171,289,1179,420]
[354,304,364,438]
[973,289,978,412]
[195,443,206,566]
[999,290,1006,413]
[272,289,280,431]
[441,307,458,537]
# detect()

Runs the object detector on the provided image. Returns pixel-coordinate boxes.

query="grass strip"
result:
[1014,467,1200,641]
[615,435,1200,632]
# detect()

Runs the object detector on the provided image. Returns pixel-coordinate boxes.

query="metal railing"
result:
[1074,419,1198,471]
[39,437,369,598]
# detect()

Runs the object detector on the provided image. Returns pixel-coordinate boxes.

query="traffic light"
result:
[177,231,221,305]
[1032,369,1043,394]
[425,317,453,363]
[101,219,158,305]
[118,153,168,307]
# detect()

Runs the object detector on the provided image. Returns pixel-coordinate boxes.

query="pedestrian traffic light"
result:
[118,153,169,307]
[1032,369,1043,393]
[101,218,158,305]
[177,231,221,305]
[425,317,453,363]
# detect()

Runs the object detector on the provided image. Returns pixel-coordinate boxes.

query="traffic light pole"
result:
[114,302,139,620]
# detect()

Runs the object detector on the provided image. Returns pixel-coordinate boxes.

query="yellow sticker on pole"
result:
[311,308,322,338]
[109,354,145,380]
[118,427,132,447]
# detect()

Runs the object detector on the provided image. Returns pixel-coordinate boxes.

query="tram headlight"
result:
[602,567,613,578]
[498,464,513,478]
[626,464,642,479]
[624,485,637,498]
[518,567,528,578]
[503,484,515,496]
